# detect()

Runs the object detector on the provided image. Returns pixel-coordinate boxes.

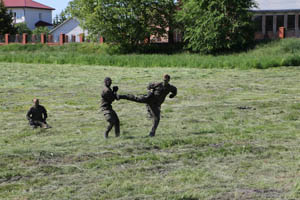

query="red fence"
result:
[0,33,104,46]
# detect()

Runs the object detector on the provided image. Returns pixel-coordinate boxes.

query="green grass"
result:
[1,62,300,199]
[2,38,300,68]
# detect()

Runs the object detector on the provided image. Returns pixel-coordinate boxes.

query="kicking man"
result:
[119,74,177,137]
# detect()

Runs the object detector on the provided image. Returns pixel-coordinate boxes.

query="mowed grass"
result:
[1,63,300,199]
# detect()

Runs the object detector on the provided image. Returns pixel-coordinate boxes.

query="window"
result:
[39,13,42,20]
[174,30,182,43]
[276,15,284,30]
[288,15,295,30]
[254,16,262,32]
[266,16,273,31]
[13,12,22,19]
[12,12,16,23]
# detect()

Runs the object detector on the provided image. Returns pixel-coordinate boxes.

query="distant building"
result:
[49,17,183,44]
[49,18,88,42]
[2,0,54,30]
[252,0,300,39]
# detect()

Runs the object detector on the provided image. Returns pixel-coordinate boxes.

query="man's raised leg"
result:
[118,93,151,104]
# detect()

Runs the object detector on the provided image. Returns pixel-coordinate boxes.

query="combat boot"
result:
[149,132,155,137]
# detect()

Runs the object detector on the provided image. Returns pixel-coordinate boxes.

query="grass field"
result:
[1,62,300,199]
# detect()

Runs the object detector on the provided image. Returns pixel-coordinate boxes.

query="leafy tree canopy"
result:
[53,9,71,28]
[0,0,16,35]
[32,26,50,36]
[176,0,257,54]
[14,23,32,34]
[68,0,176,49]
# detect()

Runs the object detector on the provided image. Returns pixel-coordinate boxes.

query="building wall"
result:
[254,11,300,39]
[7,7,52,30]
[24,8,52,30]
[51,18,88,42]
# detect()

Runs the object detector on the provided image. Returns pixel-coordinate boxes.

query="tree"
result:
[53,9,70,27]
[15,23,32,34]
[32,26,50,35]
[68,0,176,49]
[176,0,257,54]
[0,0,16,35]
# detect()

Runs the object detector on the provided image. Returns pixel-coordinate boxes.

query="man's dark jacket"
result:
[26,105,47,122]
[101,86,117,111]
[147,82,177,106]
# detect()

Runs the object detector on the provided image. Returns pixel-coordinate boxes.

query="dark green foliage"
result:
[52,9,70,28]
[32,27,50,36]
[14,23,32,34]
[116,43,184,54]
[68,0,176,50]
[177,0,257,54]
[0,0,16,35]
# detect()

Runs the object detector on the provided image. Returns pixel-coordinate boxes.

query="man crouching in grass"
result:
[26,98,50,129]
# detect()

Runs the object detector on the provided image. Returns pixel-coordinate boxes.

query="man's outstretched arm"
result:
[169,85,177,98]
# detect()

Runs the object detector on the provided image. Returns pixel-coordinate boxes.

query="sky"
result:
[254,0,300,10]
[35,0,300,16]
[36,0,71,18]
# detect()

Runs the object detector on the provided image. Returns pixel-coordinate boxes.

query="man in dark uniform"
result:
[101,77,120,138]
[119,74,177,137]
[26,98,50,129]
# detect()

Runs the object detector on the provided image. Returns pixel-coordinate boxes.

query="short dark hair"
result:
[163,74,170,80]
[104,77,111,83]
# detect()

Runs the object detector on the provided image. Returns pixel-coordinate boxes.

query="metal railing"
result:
[0,34,106,45]
[0,35,4,43]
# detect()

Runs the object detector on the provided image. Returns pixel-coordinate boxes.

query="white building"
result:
[50,18,89,42]
[253,0,300,39]
[3,0,54,30]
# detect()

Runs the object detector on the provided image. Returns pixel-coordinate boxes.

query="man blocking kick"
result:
[101,77,120,138]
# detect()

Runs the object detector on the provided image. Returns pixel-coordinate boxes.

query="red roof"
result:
[3,0,55,10]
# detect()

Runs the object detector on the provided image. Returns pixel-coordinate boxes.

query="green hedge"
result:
[1,39,300,69]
